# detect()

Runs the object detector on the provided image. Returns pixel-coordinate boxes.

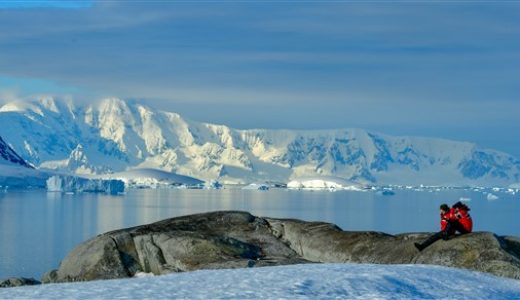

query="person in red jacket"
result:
[439,203,453,232]
[414,202,472,251]
[452,201,473,233]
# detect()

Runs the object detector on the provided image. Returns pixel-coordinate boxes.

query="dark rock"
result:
[46,211,520,283]
[41,270,58,284]
[0,277,40,288]
[56,235,132,281]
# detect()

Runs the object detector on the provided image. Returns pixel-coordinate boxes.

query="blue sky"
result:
[0,1,519,157]
[0,0,92,9]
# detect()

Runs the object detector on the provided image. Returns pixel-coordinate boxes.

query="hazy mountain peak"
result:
[0,100,44,116]
[0,98,518,186]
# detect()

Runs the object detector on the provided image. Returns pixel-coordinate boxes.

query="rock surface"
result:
[0,277,40,288]
[44,211,520,283]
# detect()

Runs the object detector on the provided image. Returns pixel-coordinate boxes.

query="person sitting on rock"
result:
[414,202,472,251]
[452,201,472,233]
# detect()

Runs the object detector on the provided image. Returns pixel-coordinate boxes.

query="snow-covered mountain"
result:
[0,97,519,186]
[0,133,52,188]
[0,135,32,168]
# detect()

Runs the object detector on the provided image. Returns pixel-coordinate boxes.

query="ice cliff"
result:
[46,175,124,195]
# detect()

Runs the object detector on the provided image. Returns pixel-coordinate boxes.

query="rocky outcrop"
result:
[0,277,40,288]
[43,211,520,283]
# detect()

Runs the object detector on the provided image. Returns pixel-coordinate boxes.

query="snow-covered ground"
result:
[2,263,519,299]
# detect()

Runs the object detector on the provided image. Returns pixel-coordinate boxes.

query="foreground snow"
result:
[2,264,520,299]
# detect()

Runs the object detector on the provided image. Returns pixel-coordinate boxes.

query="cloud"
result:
[0,2,519,156]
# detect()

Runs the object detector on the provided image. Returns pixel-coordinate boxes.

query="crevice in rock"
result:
[150,234,168,273]
[108,236,133,277]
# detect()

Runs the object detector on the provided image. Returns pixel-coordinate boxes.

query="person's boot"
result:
[415,232,443,252]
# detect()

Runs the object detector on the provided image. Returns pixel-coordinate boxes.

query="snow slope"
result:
[98,168,204,188]
[0,136,32,168]
[1,264,520,299]
[1,97,519,186]
[0,134,48,188]
[0,164,49,189]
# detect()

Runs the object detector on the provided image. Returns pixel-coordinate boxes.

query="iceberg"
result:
[242,183,269,191]
[205,180,223,189]
[46,175,124,195]
[376,189,395,196]
[509,183,520,189]
[287,176,363,191]
[486,193,499,201]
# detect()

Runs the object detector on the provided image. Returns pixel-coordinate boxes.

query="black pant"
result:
[444,219,469,235]
[416,220,469,251]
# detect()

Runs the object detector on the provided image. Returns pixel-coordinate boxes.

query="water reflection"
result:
[0,188,518,279]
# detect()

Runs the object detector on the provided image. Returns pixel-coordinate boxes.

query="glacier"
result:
[0,165,49,189]
[0,96,519,187]
[46,175,124,195]
[0,136,50,189]
[98,168,204,189]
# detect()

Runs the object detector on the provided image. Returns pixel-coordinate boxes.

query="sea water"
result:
[0,188,518,279]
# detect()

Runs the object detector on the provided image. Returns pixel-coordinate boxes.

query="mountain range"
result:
[0,97,518,186]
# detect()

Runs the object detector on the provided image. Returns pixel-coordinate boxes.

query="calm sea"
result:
[1,188,519,279]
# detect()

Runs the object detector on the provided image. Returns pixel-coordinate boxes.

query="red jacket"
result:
[455,207,473,233]
[440,208,455,231]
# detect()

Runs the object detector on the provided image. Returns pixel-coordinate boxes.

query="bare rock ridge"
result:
[43,211,520,283]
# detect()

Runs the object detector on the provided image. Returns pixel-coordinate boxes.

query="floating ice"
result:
[242,183,269,191]
[205,180,223,189]
[486,193,499,201]
[376,190,395,196]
